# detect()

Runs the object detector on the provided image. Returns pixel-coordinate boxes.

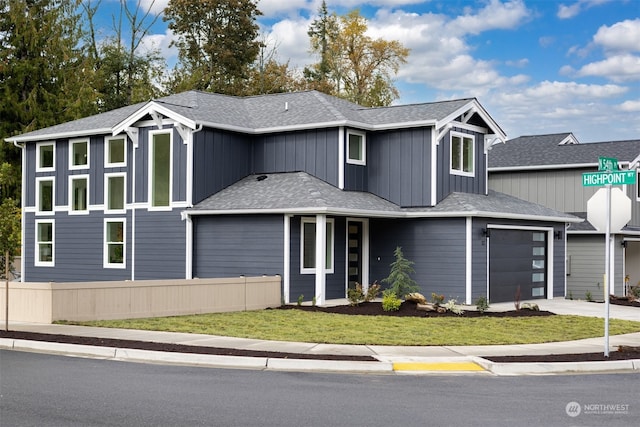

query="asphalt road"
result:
[1,350,638,427]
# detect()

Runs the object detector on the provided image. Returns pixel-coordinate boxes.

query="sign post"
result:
[584,158,635,357]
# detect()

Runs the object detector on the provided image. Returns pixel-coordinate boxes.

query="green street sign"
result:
[598,157,618,172]
[582,170,637,187]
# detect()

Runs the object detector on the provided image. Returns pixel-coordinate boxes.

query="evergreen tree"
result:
[382,246,419,299]
[164,0,262,95]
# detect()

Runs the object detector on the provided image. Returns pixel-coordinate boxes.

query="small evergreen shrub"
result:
[475,296,489,313]
[382,289,402,311]
[382,247,419,299]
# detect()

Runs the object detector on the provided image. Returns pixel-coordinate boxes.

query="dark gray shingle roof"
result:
[189,172,580,223]
[489,133,640,169]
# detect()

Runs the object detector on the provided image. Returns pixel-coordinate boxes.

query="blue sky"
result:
[101,1,639,143]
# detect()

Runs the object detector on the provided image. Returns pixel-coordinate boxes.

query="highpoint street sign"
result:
[582,170,636,187]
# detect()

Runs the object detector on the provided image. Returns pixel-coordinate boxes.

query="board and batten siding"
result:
[436,128,486,203]
[367,128,432,207]
[193,215,284,279]
[192,128,252,205]
[369,218,467,299]
[252,129,339,187]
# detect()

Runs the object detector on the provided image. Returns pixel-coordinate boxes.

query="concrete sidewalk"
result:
[2,299,639,375]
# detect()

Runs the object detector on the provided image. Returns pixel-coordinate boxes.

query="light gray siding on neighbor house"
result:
[22,212,132,282]
[437,129,486,203]
[367,128,432,207]
[369,218,467,299]
[252,129,340,187]
[192,128,251,205]
[193,215,284,279]
[566,234,624,300]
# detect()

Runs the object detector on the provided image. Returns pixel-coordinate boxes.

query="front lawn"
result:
[58,309,640,346]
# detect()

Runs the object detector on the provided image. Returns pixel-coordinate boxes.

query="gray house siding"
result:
[193,215,284,278]
[252,129,339,187]
[133,210,186,279]
[369,218,467,299]
[437,128,486,203]
[367,128,432,207]
[22,212,132,282]
[192,129,252,205]
[471,219,489,301]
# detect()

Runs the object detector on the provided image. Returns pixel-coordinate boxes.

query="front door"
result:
[347,221,363,290]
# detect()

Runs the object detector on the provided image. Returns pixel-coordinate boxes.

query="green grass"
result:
[57,310,640,346]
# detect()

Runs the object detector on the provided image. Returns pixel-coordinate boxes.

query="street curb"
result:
[2,339,640,375]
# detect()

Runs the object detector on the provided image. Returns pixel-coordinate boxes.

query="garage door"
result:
[489,229,547,303]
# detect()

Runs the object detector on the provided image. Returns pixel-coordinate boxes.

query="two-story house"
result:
[6,90,579,305]
[488,133,640,300]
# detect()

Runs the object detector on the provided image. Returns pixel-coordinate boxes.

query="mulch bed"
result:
[2,301,639,363]
[609,296,640,308]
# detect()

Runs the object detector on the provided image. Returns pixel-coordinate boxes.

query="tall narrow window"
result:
[346,130,366,165]
[36,177,55,214]
[70,139,89,169]
[105,136,126,167]
[301,218,334,273]
[69,175,88,213]
[35,220,54,266]
[105,173,126,213]
[150,131,171,208]
[450,133,474,176]
[37,142,55,171]
[104,219,125,268]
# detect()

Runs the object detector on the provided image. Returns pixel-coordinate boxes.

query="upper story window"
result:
[346,130,366,165]
[105,136,127,167]
[69,175,89,214]
[105,173,126,214]
[450,132,474,176]
[149,130,172,209]
[36,142,55,172]
[301,217,334,274]
[36,177,55,215]
[69,139,89,169]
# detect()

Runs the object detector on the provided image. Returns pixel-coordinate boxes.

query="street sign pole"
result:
[604,184,611,358]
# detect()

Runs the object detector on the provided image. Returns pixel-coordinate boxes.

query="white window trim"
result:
[148,129,173,211]
[300,217,334,274]
[35,219,55,267]
[104,172,127,214]
[637,170,640,201]
[450,131,475,177]
[104,218,126,269]
[105,135,127,168]
[69,138,90,170]
[68,174,89,215]
[35,176,55,215]
[346,129,366,166]
[36,141,56,172]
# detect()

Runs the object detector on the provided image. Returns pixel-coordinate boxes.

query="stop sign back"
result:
[587,187,631,232]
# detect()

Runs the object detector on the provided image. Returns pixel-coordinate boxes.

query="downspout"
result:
[185,125,203,279]
[131,136,137,281]
[13,142,25,282]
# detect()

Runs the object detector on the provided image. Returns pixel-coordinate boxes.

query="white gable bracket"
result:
[484,135,504,153]
[435,123,453,145]
[176,124,190,143]
[150,111,164,130]
[124,127,139,148]
[462,107,476,123]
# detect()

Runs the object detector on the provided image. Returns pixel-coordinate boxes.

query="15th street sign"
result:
[582,170,636,187]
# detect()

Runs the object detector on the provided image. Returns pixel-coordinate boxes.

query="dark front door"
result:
[347,221,363,290]
[489,229,547,303]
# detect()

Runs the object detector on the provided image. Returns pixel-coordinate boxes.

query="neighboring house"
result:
[6,90,579,305]
[488,133,640,299]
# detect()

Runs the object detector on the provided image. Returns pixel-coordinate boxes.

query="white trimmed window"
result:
[346,130,366,165]
[105,135,127,167]
[104,219,126,268]
[35,220,54,266]
[36,142,55,172]
[450,132,474,176]
[69,139,89,169]
[36,177,55,214]
[149,130,172,209]
[105,173,126,213]
[637,170,640,201]
[300,218,334,274]
[69,175,89,214]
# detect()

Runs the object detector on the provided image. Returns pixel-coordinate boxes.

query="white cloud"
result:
[263,16,315,68]
[140,0,169,16]
[506,58,529,68]
[140,28,178,65]
[449,0,530,35]
[557,0,616,19]
[576,54,640,82]
[618,99,640,112]
[593,19,640,52]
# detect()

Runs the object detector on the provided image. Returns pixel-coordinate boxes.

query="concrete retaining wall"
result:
[0,276,281,324]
